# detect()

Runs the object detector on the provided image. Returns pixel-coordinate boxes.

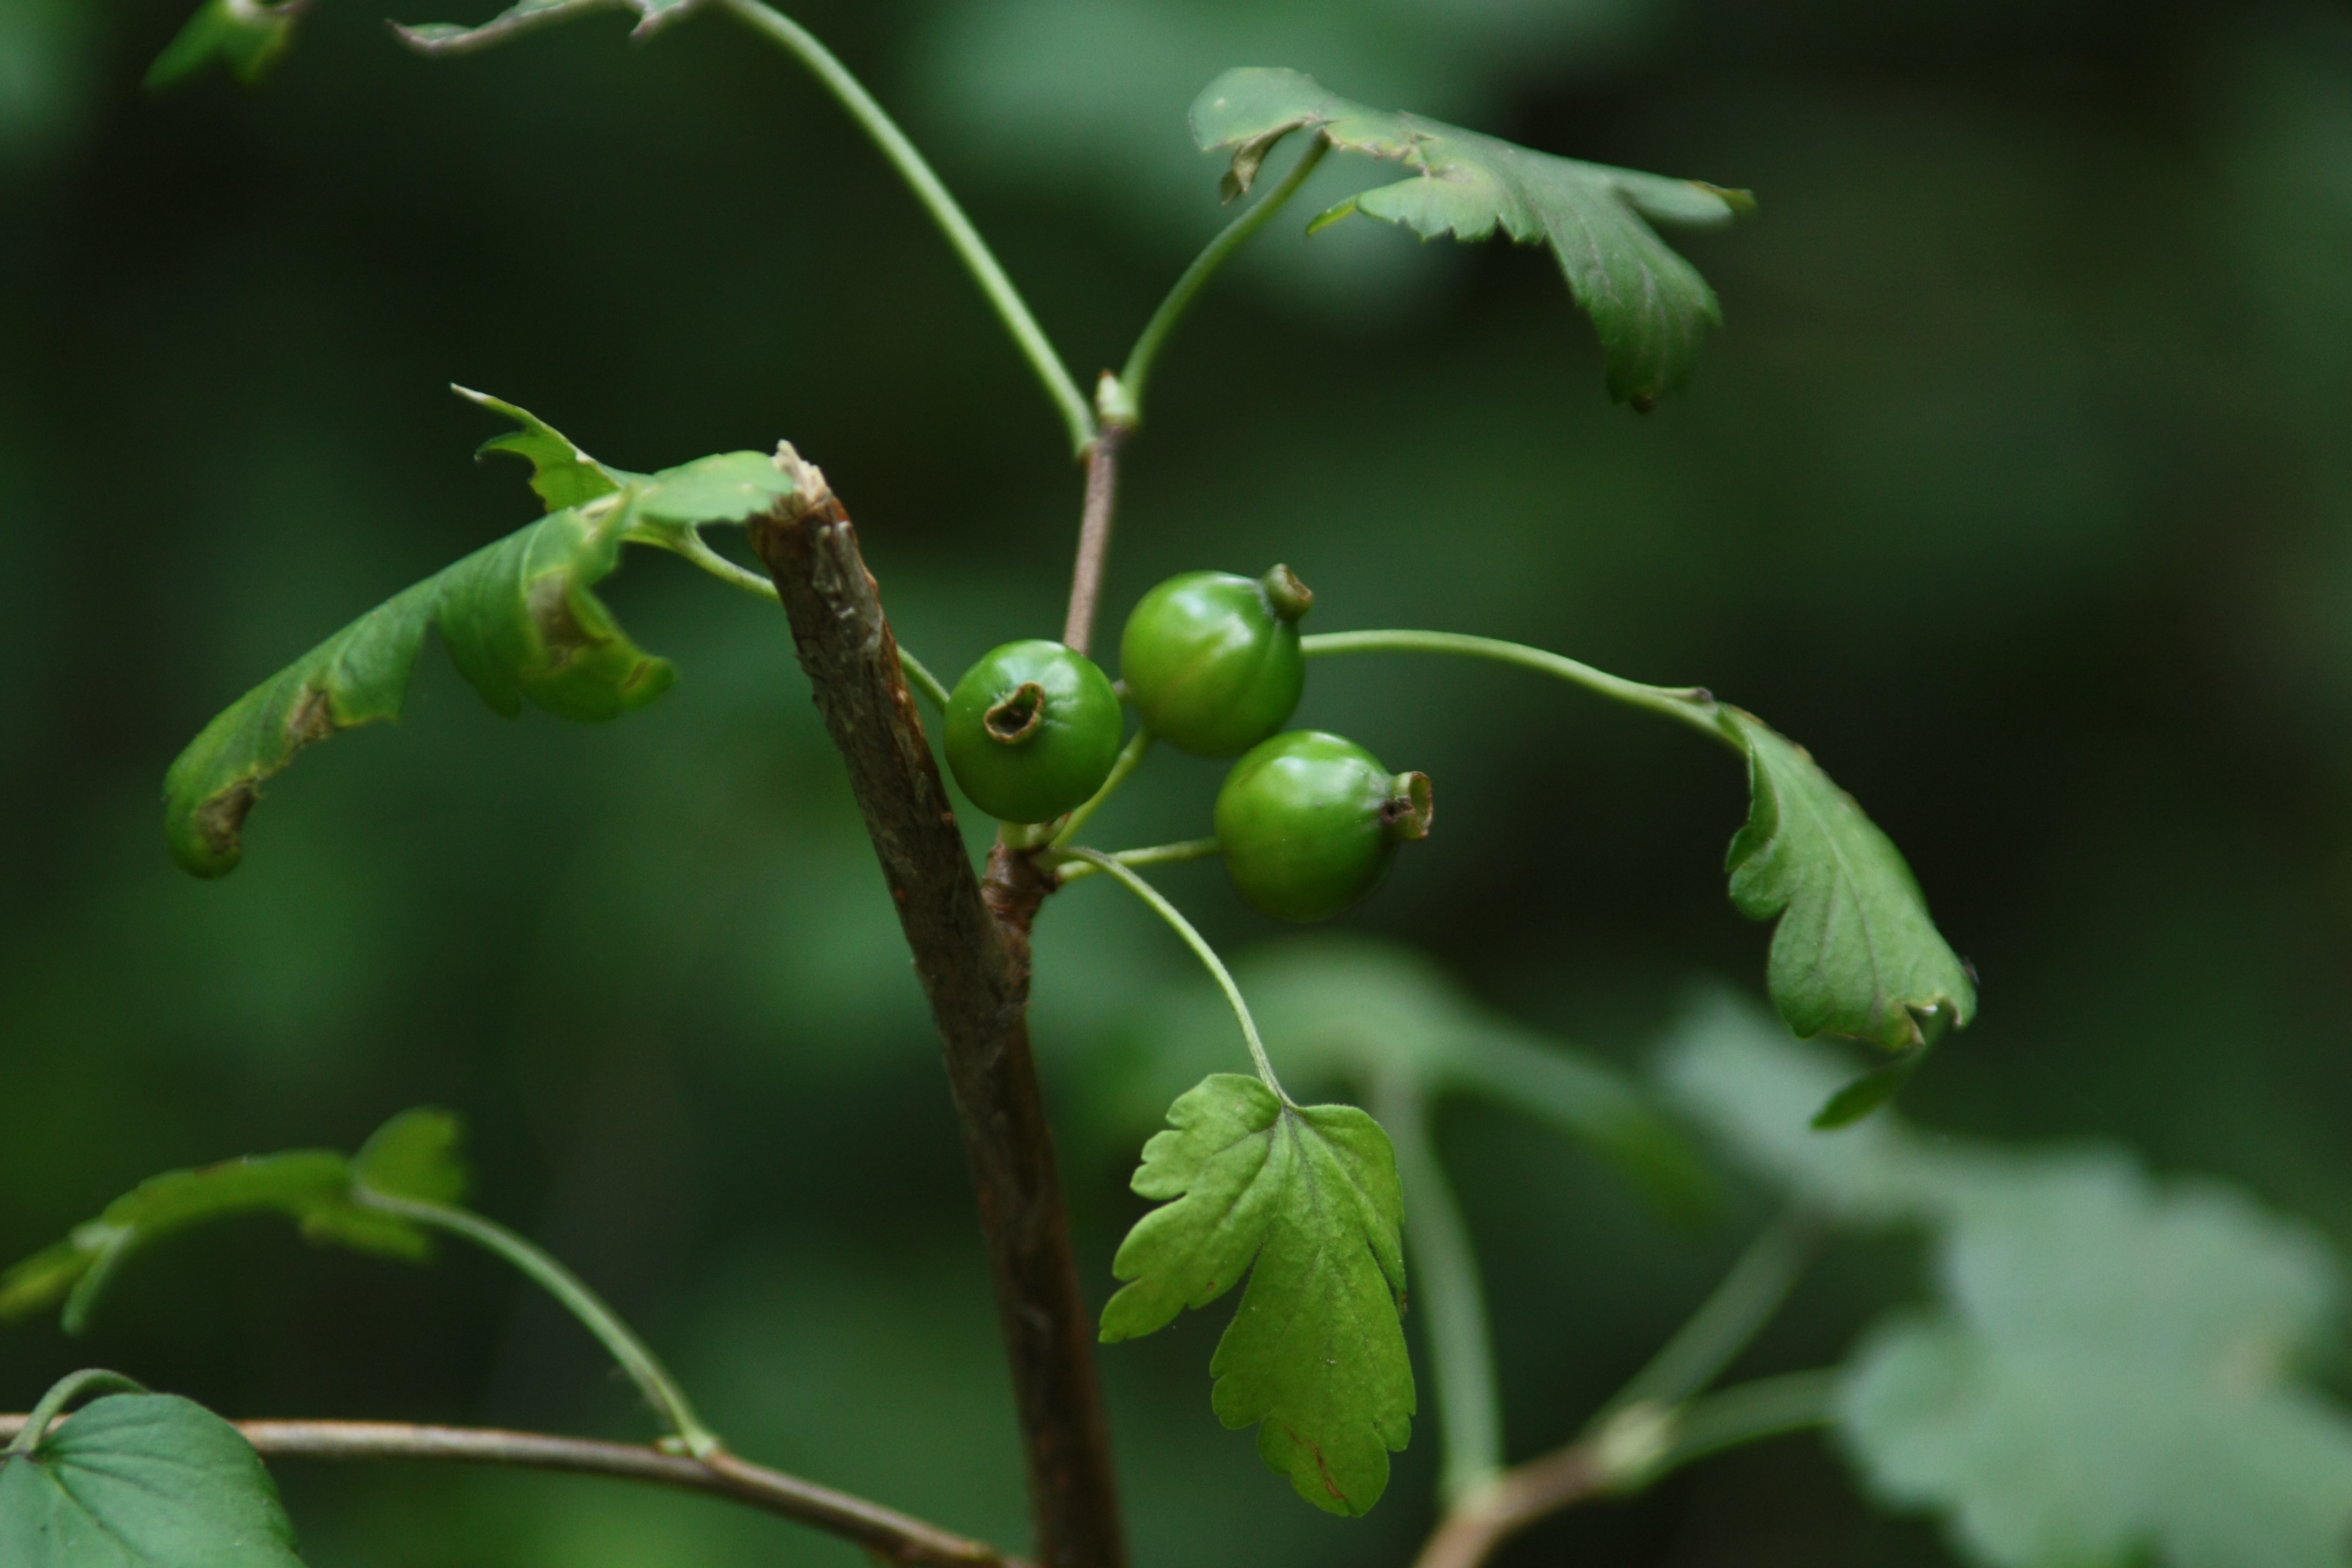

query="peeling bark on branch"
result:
[749,480,1128,1568]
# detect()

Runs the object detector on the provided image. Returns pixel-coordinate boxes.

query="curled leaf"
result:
[1718,709,1976,1053]
[0,1109,469,1333]
[1190,67,1751,407]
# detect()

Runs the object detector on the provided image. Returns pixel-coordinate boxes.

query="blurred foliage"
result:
[3,0,2351,1564]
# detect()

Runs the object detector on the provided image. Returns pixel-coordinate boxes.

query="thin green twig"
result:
[1301,630,1735,748]
[1371,1072,1504,1506]
[1063,849,1285,1100]
[1594,1207,1831,1422]
[717,1,1095,455]
[1109,136,1332,428]
[355,1190,722,1460]
[1046,837,1219,884]
[1653,1369,1838,1477]
[1050,727,1154,847]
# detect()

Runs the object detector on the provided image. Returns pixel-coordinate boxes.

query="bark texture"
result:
[750,481,1128,1568]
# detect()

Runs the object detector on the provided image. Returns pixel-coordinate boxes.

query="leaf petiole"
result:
[1049,727,1154,847]
[1592,1207,1830,1423]
[1061,849,1286,1099]
[1046,837,1219,884]
[1371,1072,1503,1506]
[1108,134,1332,429]
[352,1189,722,1460]
[1300,629,1733,747]
[717,1,1096,455]
[7,1369,148,1457]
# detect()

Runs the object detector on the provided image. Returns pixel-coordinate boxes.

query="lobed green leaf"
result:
[458,385,635,511]
[1719,708,1976,1054]
[1129,938,1712,1218]
[1102,1074,1413,1516]
[0,1109,469,1335]
[161,391,799,877]
[1662,998,2352,1568]
[1191,67,1751,407]
[0,1390,306,1568]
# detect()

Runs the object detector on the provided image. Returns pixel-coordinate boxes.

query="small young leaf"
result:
[1719,709,1976,1053]
[164,502,671,876]
[145,0,308,89]
[1190,67,1751,407]
[1102,1074,1413,1516]
[0,1108,469,1332]
[0,1390,306,1568]
[458,385,635,511]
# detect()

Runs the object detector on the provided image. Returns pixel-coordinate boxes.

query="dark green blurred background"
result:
[3,0,2350,1562]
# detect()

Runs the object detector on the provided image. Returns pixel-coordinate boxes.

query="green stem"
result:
[1049,727,1154,847]
[8,1369,147,1457]
[1371,1073,1504,1505]
[1653,1370,1838,1477]
[717,0,1095,455]
[1046,837,1219,884]
[1300,630,1735,748]
[1595,1207,1829,1421]
[355,1190,722,1460]
[1107,136,1332,428]
[1063,849,1286,1100]
[650,529,949,709]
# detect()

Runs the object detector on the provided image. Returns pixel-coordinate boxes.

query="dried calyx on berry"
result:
[945,640,1124,824]
[1213,729,1433,923]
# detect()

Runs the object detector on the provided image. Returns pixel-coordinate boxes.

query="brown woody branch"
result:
[0,1415,1023,1568]
[1411,1441,1609,1568]
[747,455,1128,1568]
[1059,428,1124,656]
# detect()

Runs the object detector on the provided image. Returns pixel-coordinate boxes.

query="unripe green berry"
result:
[1119,565,1312,758]
[946,640,1124,824]
[1214,730,1434,923]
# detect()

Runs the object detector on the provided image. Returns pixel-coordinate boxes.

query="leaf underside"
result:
[0,1109,469,1335]
[1719,707,1975,1054]
[1664,1001,2352,1568]
[1190,67,1750,407]
[0,1393,306,1568]
[161,390,794,876]
[1102,1074,1413,1516]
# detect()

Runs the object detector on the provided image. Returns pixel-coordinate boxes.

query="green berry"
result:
[1214,731,1433,923]
[945,640,1124,824]
[1119,565,1313,758]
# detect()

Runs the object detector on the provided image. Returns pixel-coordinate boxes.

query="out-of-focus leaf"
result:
[1101,1073,1413,1516]
[1134,938,1712,1218]
[1660,996,2352,1568]
[1719,709,1976,1054]
[162,501,669,876]
[0,1387,305,1568]
[145,0,308,89]
[0,1109,470,1333]
[1191,66,1749,406]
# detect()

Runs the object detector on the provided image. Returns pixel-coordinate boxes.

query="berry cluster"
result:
[944,567,1433,923]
